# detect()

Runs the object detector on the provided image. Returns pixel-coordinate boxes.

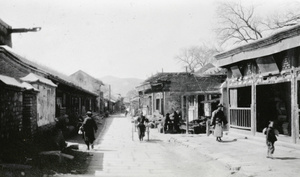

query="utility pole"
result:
[109,85,111,112]
[99,85,101,115]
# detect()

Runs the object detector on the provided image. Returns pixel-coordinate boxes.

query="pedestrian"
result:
[211,103,228,142]
[136,112,149,141]
[125,107,129,117]
[81,111,98,150]
[173,109,180,133]
[169,109,179,133]
[263,121,279,158]
[164,113,171,133]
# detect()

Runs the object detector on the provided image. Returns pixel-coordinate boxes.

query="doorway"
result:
[256,83,291,135]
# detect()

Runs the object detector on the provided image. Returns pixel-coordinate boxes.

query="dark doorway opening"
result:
[256,83,291,135]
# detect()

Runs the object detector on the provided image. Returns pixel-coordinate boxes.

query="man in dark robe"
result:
[82,111,98,150]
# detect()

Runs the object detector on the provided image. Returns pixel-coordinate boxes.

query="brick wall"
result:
[0,85,23,141]
[23,91,38,140]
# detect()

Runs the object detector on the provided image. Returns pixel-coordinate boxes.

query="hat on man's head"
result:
[217,103,224,107]
[87,111,92,115]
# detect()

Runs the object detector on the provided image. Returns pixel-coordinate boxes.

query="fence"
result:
[229,107,251,130]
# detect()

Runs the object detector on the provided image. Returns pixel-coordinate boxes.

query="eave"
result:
[215,24,300,67]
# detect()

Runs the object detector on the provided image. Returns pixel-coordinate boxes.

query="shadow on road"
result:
[273,157,300,160]
[220,139,238,143]
[93,149,117,152]
[143,139,163,143]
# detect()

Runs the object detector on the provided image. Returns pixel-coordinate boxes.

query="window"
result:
[229,87,251,108]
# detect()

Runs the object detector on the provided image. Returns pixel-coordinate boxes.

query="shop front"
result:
[215,24,300,144]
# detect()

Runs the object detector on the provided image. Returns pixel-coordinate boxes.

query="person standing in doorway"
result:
[81,111,98,150]
[211,103,227,142]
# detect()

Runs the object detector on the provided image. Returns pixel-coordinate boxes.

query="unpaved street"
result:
[56,114,241,177]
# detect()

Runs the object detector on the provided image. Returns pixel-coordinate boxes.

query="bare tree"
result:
[126,89,138,100]
[263,2,300,30]
[215,1,300,46]
[175,44,219,73]
[215,1,263,45]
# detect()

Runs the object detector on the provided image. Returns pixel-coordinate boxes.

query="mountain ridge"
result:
[99,75,143,97]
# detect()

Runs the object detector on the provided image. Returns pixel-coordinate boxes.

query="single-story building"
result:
[215,24,300,144]
[136,72,226,133]
[0,74,38,141]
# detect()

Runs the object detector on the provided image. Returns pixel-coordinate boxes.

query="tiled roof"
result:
[20,73,57,87]
[0,45,97,96]
[195,63,227,76]
[0,74,38,91]
[141,72,225,93]
[214,23,300,67]
[144,72,191,83]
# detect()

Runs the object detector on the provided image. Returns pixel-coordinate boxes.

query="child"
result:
[264,121,279,158]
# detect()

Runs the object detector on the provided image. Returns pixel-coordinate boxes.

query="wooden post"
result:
[195,95,198,119]
[152,93,154,116]
[186,95,189,134]
[291,69,298,143]
[226,82,230,129]
[181,95,185,122]
[163,91,166,116]
[181,95,184,134]
[131,117,134,141]
[221,83,230,131]
[147,125,150,141]
[251,77,257,136]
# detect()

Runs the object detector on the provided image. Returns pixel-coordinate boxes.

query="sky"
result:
[0,0,299,80]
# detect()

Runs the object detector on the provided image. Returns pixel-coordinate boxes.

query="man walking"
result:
[82,111,98,150]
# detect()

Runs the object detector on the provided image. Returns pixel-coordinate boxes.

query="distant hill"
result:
[100,75,143,97]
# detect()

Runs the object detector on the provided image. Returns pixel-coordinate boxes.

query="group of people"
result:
[210,103,279,158]
[164,110,181,133]
[78,104,279,158]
